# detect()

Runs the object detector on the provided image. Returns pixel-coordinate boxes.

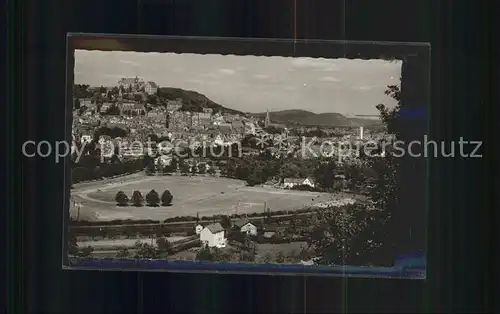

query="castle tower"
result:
[264,109,271,128]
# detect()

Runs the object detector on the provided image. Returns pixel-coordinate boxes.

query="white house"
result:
[283,177,316,189]
[233,218,258,236]
[199,223,226,248]
[145,81,158,95]
[80,135,92,144]
[195,224,204,235]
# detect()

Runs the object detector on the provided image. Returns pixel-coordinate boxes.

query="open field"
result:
[78,236,188,250]
[256,242,308,257]
[71,175,337,222]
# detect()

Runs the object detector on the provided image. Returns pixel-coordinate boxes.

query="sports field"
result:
[70,174,336,222]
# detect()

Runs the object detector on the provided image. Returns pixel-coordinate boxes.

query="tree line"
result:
[115,189,173,207]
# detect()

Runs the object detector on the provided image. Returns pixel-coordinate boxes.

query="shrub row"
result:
[115,189,173,207]
[71,219,160,226]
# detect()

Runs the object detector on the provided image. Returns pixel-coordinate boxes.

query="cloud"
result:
[290,58,338,72]
[218,68,236,75]
[104,74,127,79]
[201,73,221,79]
[184,79,203,84]
[118,60,139,66]
[184,79,219,85]
[320,76,341,82]
[253,74,270,79]
[356,86,375,91]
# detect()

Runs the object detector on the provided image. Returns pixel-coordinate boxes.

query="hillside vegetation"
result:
[157,87,245,115]
[251,110,383,128]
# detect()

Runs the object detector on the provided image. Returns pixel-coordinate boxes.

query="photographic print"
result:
[64,36,428,278]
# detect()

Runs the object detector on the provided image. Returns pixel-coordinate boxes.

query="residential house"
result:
[166,99,183,112]
[263,228,276,238]
[121,103,146,116]
[80,135,92,144]
[283,177,316,189]
[199,223,226,248]
[80,98,92,106]
[218,123,232,135]
[263,225,287,238]
[231,121,245,134]
[302,177,316,188]
[195,224,204,235]
[100,103,112,114]
[155,155,172,167]
[118,77,143,92]
[145,81,158,95]
[233,218,258,236]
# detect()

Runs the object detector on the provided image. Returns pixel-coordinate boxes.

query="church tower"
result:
[166,113,170,129]
[264,109,271,128]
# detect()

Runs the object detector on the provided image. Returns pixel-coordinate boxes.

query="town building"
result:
[145,81,158,95]
[195,224,204,235]
[233,218,258,236]
[199,223,226,248]
[283,177,316,189]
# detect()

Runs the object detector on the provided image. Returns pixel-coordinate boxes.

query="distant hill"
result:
[250,110,383,128]
[157,87,245,115]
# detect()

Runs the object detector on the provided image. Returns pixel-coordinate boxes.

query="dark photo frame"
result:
[63,34,430,278]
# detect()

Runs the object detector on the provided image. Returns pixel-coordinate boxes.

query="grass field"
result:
[71,174,335,222]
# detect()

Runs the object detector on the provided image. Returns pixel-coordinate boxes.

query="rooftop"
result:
[204,223,224,234]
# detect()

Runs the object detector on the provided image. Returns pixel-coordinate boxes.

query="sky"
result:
[74,50,401,115]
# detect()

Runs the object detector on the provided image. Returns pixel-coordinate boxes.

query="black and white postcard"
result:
[64,35,429,278]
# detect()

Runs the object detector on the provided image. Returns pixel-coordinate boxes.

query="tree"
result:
[146,189,160,207]
[313,161,337,190]
[275,251,285,263]
[262,252,273,263]
[207,167,216,176]
[134,242,157,259]
[74,98,81,110]
[161,190,173,206]
[180,163,190,175]
[115,191,129,206]
[116,248,130,258]
[190,164,198,175]
[170,158,178,172]
[239,251,255,262]
[68,231,79,255]
[145,161,156,175]
[304,204,381,266]
[196,246,213,261]
[131,190,144,207]
[220,216,232,229]
[156,237,173,254]
[79,246,94,257]
[198,163,207,174]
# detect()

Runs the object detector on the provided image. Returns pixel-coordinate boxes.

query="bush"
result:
[156,237,172,254]
[115,191,129,206]
[275,251,285,263]
[239,251,256,262]
[78,245,94,257]
[146,189,160,207]
[134,241,157,259]
[131,190,144,207]
[196,246,213,261]
[116,248,130,258]
[161,190,173,206]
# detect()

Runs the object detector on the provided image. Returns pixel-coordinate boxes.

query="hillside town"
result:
[68,76,402,266]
